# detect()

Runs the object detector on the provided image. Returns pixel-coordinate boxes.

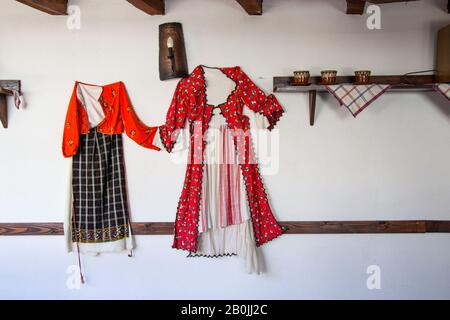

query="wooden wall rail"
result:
[1,221,450,236]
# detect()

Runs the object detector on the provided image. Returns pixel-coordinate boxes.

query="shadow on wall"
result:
[424,91,450,121]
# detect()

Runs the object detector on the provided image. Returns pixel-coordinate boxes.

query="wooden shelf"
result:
[0,88,13,96]
[0,80,20,94]
[1,220,450,236]
[273,75,438,126]
[0,80,21,129]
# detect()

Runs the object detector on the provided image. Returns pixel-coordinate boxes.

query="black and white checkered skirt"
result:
[71,129,132,244]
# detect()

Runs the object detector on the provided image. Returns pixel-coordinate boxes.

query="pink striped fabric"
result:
[218,125,242,228]
[200,125,245,233]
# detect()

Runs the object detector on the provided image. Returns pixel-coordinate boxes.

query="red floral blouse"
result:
[62,81,159,157]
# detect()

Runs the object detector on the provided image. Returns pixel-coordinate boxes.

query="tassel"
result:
[76,242,85,284]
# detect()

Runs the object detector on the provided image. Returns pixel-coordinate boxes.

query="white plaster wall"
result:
[0,0,449,299]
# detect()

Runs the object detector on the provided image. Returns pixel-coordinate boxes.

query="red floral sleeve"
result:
[119,82,160,151]
[158,80,189,153]
[62,85,82,157]
[237,68,284,130]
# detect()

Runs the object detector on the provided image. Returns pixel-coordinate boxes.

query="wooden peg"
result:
[0,94,7,128]
[309,90,317,126]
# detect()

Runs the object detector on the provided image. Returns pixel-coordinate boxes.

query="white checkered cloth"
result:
[434,83,450,101]
[326,84,391,117]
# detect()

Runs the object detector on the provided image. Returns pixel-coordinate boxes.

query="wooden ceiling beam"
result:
[15,0,68,15]
[126,0,165,15]
[236,0,263,15]
[346,0,419,15]
[346,0,366,15]
[367,0,417,3]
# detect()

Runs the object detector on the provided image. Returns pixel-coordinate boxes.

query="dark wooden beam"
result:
[426,220,450,232]
[367,0,418,3]
[282,220,428,234]
[448,0,449,13]
[236,0,263,15]
[346,0,366,14]
[346,0,419,15]
[0,223,64,236]
[15,0,68,15]
[126,0,165,15]
[1,220,450,236]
